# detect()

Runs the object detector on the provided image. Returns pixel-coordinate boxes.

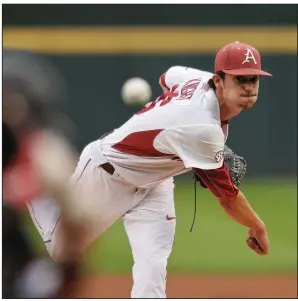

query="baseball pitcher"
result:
[28,41,272,298]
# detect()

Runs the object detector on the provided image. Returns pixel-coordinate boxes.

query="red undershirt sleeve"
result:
[193,163,239,203]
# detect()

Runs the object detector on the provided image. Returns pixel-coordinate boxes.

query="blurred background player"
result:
[2,48,88,298]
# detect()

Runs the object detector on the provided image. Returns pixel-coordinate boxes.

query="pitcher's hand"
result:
[246,226,269,255]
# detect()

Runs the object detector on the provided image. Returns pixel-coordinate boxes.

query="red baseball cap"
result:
[214,41,272,76]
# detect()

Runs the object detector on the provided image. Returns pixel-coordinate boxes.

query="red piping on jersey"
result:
[112,129,174,157]
[193,164,239,204]
[160,72,170,91]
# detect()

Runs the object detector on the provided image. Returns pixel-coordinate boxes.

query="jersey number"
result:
[137,85,179,115]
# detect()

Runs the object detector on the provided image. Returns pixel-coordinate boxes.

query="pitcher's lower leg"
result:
[131,258,168,298]
[123,178,175,298]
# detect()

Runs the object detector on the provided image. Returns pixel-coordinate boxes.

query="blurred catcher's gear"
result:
[3,122,18,168]
[2,50,81,298]
[2,204,80,299]
[194,145,247,188]
[3,48,73,137]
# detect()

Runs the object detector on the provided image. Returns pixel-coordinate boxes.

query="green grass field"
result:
[25,178,297,275]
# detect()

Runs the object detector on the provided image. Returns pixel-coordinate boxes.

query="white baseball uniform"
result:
[28,66,234,298]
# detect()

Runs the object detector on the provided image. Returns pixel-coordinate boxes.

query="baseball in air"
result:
[121,77,152,106]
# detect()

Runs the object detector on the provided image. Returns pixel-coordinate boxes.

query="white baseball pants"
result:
[27,141,176,298]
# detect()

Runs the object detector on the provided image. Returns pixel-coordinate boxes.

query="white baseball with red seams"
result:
[121,77,152,106]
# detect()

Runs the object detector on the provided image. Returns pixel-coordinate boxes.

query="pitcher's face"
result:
[214,74,260,118]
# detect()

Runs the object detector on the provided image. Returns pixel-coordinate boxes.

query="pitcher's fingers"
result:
[246,238,257,251]
[246,238,265,255]
[256,234,269,254]
[254,244,266,255]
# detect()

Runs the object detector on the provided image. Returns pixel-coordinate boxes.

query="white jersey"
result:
[160,66,212,91]
[100,66,228,188]
[161,66,229,139]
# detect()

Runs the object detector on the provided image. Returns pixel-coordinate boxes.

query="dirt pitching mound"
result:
[71,274,297,298]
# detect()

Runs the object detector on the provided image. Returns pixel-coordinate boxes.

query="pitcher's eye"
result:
[235,76,259,84]
[250,76,259,84]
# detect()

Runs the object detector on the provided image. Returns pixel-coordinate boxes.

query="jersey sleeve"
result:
[193,165,239,203]
[154,124,225,170]
[159,66,210,92]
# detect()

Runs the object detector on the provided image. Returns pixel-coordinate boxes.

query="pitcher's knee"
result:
[131,259,167,298]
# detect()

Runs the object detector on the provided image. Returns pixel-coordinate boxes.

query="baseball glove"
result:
[194,145,247,188]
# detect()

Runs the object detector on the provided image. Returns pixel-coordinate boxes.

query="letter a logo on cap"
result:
[242,48,257,65]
